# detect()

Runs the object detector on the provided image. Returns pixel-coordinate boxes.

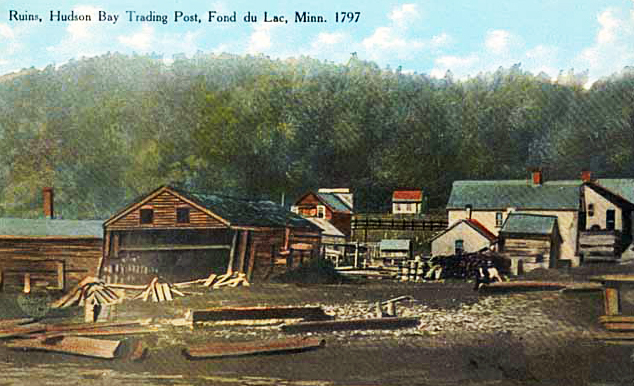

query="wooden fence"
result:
[351,218,447,231]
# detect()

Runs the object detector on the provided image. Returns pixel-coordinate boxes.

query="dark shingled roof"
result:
[169,186,319,229]
[500,213,558,235]
[0,218,103,238]
[447,180,581,210]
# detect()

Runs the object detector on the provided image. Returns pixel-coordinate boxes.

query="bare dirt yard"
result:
[1,266,633,386]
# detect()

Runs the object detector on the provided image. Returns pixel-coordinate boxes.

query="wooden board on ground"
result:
[479,281,567,293]
[190,306,332,323]
[5,336,121,359]
[183,337,325,359]
[280,317,420,333]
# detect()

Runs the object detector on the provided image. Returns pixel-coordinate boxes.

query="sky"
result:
[1,0,633,85]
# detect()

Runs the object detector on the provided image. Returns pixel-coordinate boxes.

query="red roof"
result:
[393,190,422,201]
[466,219,497,241]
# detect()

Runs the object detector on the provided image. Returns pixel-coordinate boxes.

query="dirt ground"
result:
[1,266,634,386]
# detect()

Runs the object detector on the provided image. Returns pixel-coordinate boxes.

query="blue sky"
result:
[1,0,633,85]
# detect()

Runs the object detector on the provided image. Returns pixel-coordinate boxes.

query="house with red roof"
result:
[430,218,498,256]
[392,190,423,215]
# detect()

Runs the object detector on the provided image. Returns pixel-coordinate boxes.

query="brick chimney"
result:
[43,187,54,219]
[581,170,592,183]
[531,169,543,186]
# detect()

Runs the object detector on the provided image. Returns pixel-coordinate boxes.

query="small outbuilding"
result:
[379,239,412,265]
[498,213,562,274]
[430,219,497,257]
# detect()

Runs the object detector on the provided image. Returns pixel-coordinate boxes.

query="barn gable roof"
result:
[105,185,318,230]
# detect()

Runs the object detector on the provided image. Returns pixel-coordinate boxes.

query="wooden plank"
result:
[600,315,634,323]
[604,287,620,316]
[226,231,238,275]
[155,282,165,302]
[183,337,325,359]
[280,317,420,333]
[6,336,121,359]
[162,283,173,301]
[0,318,35,329]
[237,231,249,274]
[0,323,46,339]
[246,243,257,282]
[594,332,634,340]
[36,326,160,340]
[604,323,634,331]
[191,306,332,323]
[479,281,566,293]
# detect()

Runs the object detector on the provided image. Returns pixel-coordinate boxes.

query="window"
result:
[495,212,503,227]
[317,205,326,218]
[140,208,154,224]
[588,203,594,217]
[455,240,464,255]
[176,207,190,223]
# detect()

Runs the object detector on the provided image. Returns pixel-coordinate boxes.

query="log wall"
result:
[0,238,102,289]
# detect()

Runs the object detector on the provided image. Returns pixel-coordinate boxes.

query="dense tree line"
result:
[0,53,632,219]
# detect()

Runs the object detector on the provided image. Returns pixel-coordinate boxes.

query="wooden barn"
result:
[102,185,322,284]
[0,188,103,292]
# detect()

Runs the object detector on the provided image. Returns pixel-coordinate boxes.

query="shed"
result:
[430,219,497,257]
[102,185,321,284]
[499,213,562,273]
[0,186,104,292]
[379,239,412,265]
[292,189,353,237]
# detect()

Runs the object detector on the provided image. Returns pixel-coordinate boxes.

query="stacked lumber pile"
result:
[51,277,122,308]
[133,277,185,302]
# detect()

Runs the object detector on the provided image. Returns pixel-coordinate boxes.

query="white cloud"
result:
[430,54,479,79]
[523,45,560,79]
[65,6,99,40]
[485,30,512,55]
[389,4,421,26]
[596,9,620,44]
[118,25,154,51]
[45,5,109,60]
[573,7,634,83]
[430,33,452,49]
[0,24,15,39]
[361,4,428,61]
[247,23,274,54]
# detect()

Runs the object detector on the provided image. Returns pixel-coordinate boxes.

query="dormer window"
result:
[317,205,326,218]
[140,208,154,224]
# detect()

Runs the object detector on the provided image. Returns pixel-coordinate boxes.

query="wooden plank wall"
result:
[0,238,102,289]
[108,191,226,229]
[503,237,551,270]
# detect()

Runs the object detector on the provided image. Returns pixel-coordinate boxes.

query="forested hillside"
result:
[0,53,633,219]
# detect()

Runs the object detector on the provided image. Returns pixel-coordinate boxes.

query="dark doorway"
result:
[606,209,616,231]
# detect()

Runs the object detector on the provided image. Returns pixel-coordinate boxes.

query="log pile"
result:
[51,277,122,309]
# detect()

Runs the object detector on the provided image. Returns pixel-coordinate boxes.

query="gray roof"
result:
[0,218,103,238]
[594,179,634,203]
[380,239,411,251]
[447,180,581,210]
[316,193,352,213]
[500,213,558,235]
[305,218,346,238]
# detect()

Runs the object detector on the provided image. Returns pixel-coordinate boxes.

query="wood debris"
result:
[183,337,325,359]
[51,277,122,308]
[190,306,332,324]
[281,316,420,333]
[133,277,185,302]
[6,336,121,359]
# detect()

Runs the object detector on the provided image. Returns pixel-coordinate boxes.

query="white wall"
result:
[431,221,492,256]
